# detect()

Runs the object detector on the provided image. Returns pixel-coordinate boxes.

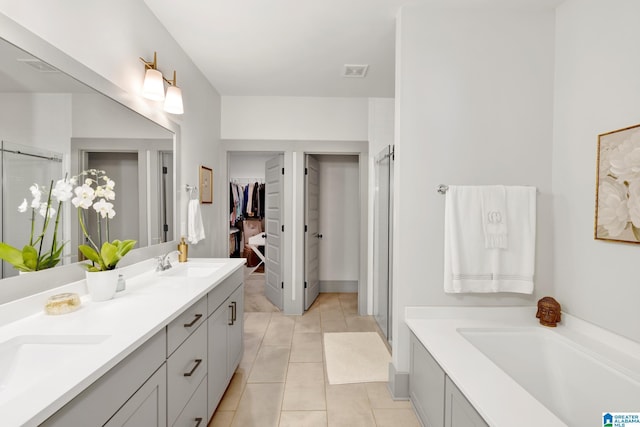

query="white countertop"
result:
[405,306,640,427]
[0,257,245,427]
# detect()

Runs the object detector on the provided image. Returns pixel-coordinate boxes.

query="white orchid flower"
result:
[93,198,116,219]
[52,178,73,203]
[95,185,115,200]
[18,199,28,213]
[29,184,42,208]
[105,179,115,190]
[71,184,95,209]
[95,185,116,200]
[39,202,55,219]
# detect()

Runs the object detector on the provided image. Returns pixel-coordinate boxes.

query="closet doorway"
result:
[228,151,281,312]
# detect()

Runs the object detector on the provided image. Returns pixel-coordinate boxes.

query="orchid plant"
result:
[0,176,73,272]
[73,169,136,272]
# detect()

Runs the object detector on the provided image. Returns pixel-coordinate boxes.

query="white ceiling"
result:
[143,0,412,98]
[143,0,565,98]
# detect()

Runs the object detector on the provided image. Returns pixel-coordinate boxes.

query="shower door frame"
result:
[373,145,394,343]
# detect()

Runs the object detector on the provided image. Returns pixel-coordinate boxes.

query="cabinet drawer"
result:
[167,322,207,426]
[167,296,207,356]
[172,375,207,427]
[207,268,243,316]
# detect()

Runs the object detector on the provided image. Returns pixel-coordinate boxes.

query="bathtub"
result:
[405,307,640,427]
[459,327,640,427]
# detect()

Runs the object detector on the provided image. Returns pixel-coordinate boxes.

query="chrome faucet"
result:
[156,250,181,272]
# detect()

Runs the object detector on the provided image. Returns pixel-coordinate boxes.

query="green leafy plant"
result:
[0,177,72,272]
[73,169,136,271]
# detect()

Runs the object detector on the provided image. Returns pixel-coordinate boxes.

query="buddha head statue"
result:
[536,296,561,327]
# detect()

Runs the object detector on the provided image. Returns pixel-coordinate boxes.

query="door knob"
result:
[317,233,323,239]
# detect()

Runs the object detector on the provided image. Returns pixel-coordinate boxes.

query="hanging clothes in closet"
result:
[229,180,265,258]
[230,181,264,221]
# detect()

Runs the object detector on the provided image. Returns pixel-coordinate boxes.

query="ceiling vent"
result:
[17,58,59,73]
[343,64,368,78]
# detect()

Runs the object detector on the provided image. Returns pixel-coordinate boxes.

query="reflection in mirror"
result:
[0,38,175,278]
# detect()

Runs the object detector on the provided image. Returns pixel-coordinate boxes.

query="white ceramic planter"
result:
[85,269,119,302]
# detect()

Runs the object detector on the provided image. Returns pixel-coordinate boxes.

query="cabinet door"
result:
[444,377,488,427]
[104,364,167,427]
[410,333,445,427]
[227,284,244,375]
[41,331,166,427]
[207,301,230,418]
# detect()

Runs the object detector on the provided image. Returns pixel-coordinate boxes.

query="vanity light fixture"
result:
[140,52,165,102]
[163,70,184,115]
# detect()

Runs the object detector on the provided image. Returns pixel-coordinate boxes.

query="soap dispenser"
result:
[178,237,188,262]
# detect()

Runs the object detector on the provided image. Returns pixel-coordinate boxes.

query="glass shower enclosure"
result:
[373,145,394,342]
[1,141,64,278]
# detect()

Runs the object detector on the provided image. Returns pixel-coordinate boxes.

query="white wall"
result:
[553,0,640,344]
[222,96,369,140]
[228,152,274,180]
[317,155,360,282]
[0,0,224,259]
[393,3,556,372]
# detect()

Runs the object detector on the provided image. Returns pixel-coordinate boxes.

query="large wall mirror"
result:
[0,37,176,279]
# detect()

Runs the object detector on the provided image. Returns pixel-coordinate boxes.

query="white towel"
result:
[444,185,536,294]
[187,199,206,244]
[480,185,507,249]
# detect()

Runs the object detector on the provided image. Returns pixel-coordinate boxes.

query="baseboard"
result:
[387,362,410,400]
[319,280,358,293]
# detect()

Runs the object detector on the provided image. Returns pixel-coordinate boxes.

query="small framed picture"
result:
[199,165,213,204]
[595,123,640,243]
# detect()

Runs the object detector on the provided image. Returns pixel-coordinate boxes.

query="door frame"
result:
[222,140,368,316]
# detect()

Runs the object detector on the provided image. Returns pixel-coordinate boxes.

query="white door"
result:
[304,154,320,310]
[264,154,284,310]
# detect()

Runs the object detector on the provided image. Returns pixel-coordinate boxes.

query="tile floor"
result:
[208,272,420,427]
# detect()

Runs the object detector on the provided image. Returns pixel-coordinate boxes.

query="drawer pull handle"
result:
[231,301,237,322]
[194,417,203,427]
[183,313,202,328]
[183,358,203,377]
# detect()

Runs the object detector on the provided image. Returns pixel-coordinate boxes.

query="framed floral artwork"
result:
[595,123,640,243]
[199,165,213,204]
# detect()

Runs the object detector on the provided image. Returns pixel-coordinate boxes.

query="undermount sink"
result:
[160,262,226,278]
[0,334,110,403]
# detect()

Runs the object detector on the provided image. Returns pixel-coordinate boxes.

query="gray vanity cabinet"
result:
[41,330,167,427]
[409,332,488,427]
[104,366,167,427]
[206,268,244,419]
[166,297,208,427]
[226,284,244,374]
[39,264,244,427]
